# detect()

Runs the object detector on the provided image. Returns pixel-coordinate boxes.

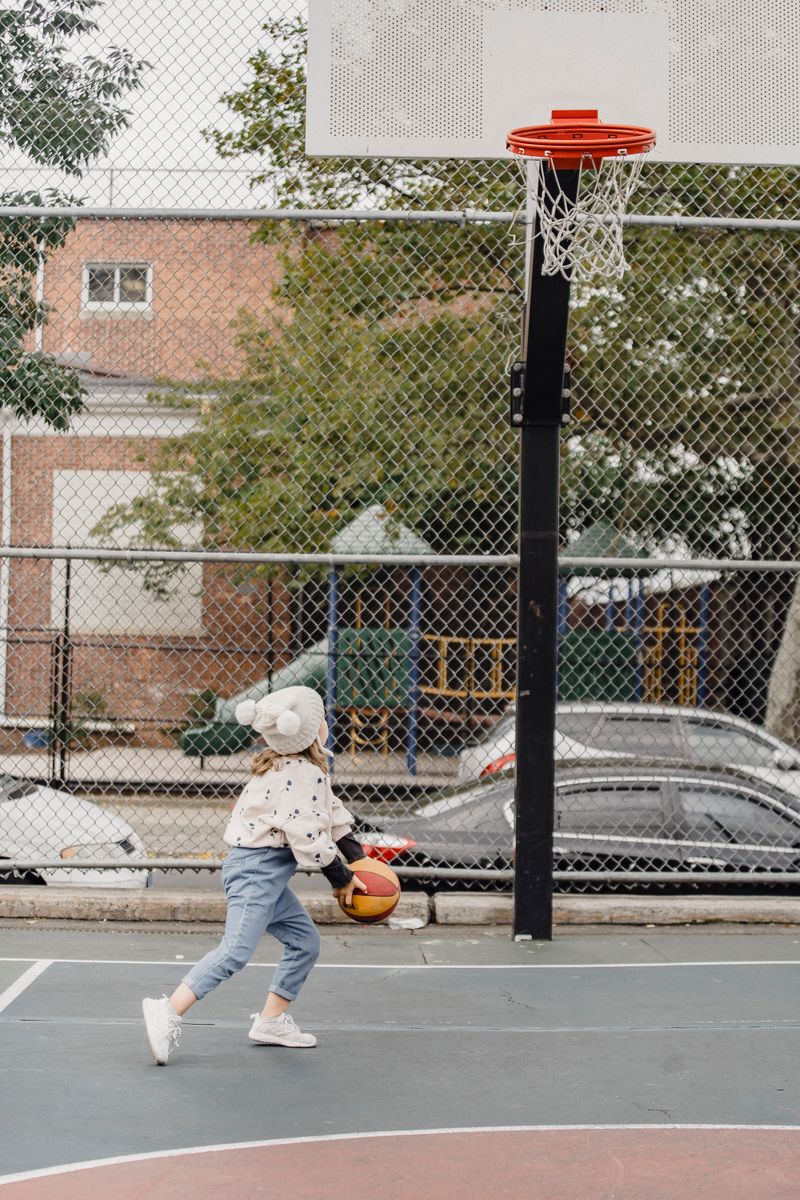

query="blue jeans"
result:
[182,846,321,1002]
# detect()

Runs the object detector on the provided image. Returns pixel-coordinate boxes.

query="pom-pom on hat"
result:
[235,685,325,755]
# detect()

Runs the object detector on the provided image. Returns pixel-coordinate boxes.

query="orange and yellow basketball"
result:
[338,857,401,924]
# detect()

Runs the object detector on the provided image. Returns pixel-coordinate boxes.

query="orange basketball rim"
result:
[507,109,656,170]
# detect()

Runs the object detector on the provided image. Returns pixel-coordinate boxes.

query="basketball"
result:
[338,857,401,924]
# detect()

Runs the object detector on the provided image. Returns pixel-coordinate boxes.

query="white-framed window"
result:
[82,262,152,311]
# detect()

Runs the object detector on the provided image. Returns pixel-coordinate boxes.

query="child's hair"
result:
[251,739,329,777]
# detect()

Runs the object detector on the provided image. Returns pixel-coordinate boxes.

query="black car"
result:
[358,768,800,891]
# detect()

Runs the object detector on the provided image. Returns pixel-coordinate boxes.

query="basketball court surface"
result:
[1,922,799,1197]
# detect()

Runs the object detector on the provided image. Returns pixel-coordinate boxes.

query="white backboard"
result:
[306,0,800,165]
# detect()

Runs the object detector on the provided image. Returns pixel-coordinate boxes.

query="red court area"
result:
[4,1127,800,1200]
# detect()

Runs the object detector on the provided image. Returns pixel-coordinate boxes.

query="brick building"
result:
[1,217,293,750]
[41,216,281,381]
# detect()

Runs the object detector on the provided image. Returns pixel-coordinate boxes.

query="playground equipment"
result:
[182,573,711,766]
[180,498,707,769]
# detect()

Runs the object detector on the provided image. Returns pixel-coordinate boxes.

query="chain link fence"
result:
[0,2,799,893]
[2,549,800,892]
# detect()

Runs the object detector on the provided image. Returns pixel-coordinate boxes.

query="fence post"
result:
[406,566,422,775]
[326,566,338,768]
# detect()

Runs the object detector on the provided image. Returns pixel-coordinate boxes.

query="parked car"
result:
[457,703,800,798]
[0,775,150,888]
[359,767,800,889]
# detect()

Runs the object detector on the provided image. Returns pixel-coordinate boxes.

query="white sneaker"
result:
[142,996,182,1065]
[248,1012,317,1048]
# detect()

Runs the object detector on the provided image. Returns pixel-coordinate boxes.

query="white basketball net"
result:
[519,150,650,282]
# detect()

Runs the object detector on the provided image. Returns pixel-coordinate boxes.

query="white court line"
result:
[1,956,800,970]
[2,1124,800,1186]
[0,960,52,1014]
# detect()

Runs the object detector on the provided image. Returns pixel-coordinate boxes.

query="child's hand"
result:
[333,875,369,908]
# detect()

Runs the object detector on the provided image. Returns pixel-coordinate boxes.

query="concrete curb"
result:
[434,894,800,926]
[0,886,431,927]
[3,887,800,927]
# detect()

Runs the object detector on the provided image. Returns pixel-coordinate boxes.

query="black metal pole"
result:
[512,164,579,941]
[48,555,72,789]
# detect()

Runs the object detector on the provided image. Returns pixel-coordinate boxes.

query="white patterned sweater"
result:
[224,756,356,874]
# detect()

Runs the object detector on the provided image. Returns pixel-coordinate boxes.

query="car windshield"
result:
[588,716,682,757]
[413,779,513,818]
[678,785,800,846]
[465,713,514,748]
[683,721,785,769]
[556,713,601,743]
[433,796,510,831]
[0,775,36,801]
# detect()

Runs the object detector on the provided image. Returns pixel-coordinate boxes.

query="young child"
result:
[142,685,367,1064]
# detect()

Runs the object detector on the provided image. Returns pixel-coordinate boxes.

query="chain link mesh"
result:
[0,3,798,896]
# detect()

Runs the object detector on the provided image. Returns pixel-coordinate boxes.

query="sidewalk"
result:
[0,746,460,792]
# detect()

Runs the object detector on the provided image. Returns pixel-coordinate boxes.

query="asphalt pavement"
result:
[2,922,800,1187]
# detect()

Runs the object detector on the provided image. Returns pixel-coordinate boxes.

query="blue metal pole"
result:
[558,578,569,638]
[406,567,422,776]
[326,566,338,770]
[697,584,710,708]
[605,581,615,632]
[625,577,634,630]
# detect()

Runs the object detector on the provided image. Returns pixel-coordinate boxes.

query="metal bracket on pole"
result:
[509,361,526,426]
[510,361,572,428]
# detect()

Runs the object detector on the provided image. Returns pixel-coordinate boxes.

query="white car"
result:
[0,776,150,888]
[458,702,800,801]
[457,710,622,781]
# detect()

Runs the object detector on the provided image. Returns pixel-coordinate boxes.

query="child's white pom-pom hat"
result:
[234,699,257,725]
[235,685,325,754]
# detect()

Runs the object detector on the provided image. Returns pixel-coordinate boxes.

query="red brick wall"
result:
[4,219,301,744]
[5,438,295,744]
[41,218,283,380]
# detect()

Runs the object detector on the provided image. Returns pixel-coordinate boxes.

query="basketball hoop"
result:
[507,110,656,281]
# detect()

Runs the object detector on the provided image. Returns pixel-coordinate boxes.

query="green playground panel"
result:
[335,627,412,710]
[182,627,413,756]
[181,720,256,757]
[182,627,636,757]
[557,629,638,702]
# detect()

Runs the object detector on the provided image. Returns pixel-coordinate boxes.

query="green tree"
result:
[567,219,800,721]
[93,221,521,589]
[0,0,147,428]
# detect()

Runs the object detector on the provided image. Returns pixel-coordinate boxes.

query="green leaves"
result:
[0,2,147,173]
[0,349,85,428]
[568,222,800,559]
[0,0,148,428]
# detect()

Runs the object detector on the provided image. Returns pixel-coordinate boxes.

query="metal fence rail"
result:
[4,206,800,234]
[7,862,800,887]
